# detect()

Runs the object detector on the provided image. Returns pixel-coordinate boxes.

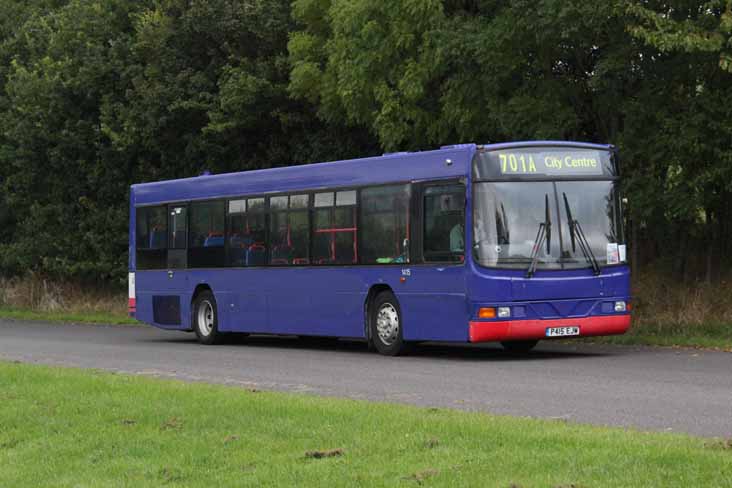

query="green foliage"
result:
[1,0,731,283]
[289,0,732,281]
[628,1,732,71]
[0,0,376,283]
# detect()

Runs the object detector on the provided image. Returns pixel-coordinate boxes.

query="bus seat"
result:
[271,258,289,265]
[204,232,224,247]
[293,258,309,265]
[246,244,266,266]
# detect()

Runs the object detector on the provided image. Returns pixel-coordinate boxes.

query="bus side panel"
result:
[186,269,268,333]
[135,270,191,330]
[266,267,365,338]
[397,265,469,342]
[200,266,468,341]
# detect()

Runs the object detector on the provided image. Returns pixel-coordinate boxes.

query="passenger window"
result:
[423,184,465,263]
[227,198,268,266]
[189,201,225,248]
[359,185,410,264]
[312,191,357,265]
[135,206,167,270]
[136,206,167,250]
[270,194,310,265]
[189,201,225,267]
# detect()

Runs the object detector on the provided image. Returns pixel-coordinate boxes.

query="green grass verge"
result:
[587,322,732,351]
[0,308,137,325]
[1,362,731,487]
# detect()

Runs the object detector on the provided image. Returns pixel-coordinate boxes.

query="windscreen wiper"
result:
[563,192,601,275]
[526,194,551,278]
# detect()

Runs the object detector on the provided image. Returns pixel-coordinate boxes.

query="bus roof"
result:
[131,140,613,205]
[132,145,476,205]
[483,140,613,152]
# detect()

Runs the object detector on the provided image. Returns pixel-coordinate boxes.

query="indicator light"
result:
[478,307,496,319]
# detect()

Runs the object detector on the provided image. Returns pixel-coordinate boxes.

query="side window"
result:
[270,194,310,265]
[423,184,465,263]
[136,206,167,250]
[360,185,410,264]
[135,206,167,269]
[227,197,268,266]
[312,190,357,265]
[189,200,225,268]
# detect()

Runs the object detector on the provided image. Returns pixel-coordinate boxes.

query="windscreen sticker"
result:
[618,244,627,263]
[606,243,619,265]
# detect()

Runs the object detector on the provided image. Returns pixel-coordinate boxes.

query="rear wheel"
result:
[501,340,539,353]
[370,291,410,356]
[193,290,224,345]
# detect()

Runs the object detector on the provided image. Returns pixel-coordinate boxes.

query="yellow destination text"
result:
[500,153,538,173]
[544,156,598,170]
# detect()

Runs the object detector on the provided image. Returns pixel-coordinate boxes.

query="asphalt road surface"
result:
[1,319,730,438]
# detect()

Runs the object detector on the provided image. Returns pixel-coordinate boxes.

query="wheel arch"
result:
[190,283,213,330]
[363,284,394,341]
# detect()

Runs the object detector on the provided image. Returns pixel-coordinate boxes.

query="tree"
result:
[0,0,376,282]
[626,0,732,281]
[290,0,732,280]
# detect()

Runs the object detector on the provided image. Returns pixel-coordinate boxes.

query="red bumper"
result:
[469,314,631,343]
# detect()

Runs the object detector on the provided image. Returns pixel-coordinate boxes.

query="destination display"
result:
[473,147,616,179]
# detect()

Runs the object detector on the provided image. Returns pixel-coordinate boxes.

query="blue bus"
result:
[129,141,631,355]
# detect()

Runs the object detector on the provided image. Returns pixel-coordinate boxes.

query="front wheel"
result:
[370,291,410,356]
[501,340,539,353]
[193,290,224,345]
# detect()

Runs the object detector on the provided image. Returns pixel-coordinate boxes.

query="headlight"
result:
[497,307,511,318]
[614,301,627,312]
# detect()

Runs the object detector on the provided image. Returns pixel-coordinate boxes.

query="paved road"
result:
[1,320,730,437]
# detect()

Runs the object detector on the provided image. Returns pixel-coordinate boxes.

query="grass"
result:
[590,322,732,351]
[0,307,137,325]
[1,361,731,487]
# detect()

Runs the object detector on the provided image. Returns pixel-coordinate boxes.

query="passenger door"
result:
[153,205,189,327]
[400,181,468,341]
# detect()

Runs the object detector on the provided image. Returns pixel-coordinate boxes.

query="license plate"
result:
[546,326,580,337]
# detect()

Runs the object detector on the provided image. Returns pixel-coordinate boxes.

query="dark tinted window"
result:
[227,198,268,266]
[270,194,310,265]
[189,201,225,248]
[136,206,167,250]
[189,200,225,267]
[360,185,410,264]
[312,191,357,265]
[135,206,167,269]
[423,184,465,262]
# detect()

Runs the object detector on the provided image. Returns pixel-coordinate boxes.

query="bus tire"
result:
[370,291,410,356]
[501,340,538,353]
[192,290,224,345]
